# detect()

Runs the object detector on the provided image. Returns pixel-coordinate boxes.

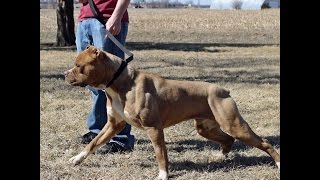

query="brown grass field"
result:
[40,8,280,180]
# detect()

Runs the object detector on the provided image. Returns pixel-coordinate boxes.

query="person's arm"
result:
[78,0,88,3]
[106,0,130,36]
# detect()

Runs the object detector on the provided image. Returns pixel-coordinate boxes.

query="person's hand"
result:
[106,15,122,36]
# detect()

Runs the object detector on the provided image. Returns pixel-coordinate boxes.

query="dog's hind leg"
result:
[194,119,235,156]
[207,87,280,169]
[69,115,126,165]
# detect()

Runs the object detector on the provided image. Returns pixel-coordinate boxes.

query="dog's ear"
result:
[85,46,104,61]
[86,46,100,56]
[86,45,95,52]
[91,47,101,57]
[92,47,102,57]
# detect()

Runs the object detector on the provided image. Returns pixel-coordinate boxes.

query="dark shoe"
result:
[96,142,133,154]
[79,132,98,144]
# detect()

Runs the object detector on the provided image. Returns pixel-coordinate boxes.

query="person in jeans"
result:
[75,0,134,154]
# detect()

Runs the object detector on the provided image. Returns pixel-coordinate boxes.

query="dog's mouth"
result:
[65,73,87,87]
[70,81,87,87]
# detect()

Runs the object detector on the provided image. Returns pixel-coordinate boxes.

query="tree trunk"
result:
[56,0,75,46]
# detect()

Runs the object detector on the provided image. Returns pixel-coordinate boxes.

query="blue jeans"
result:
[76,18,134,149]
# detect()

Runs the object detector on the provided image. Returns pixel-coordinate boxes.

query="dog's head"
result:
[64,45,109,88]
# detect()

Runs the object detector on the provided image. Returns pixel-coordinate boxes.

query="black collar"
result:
[105,56,133,88]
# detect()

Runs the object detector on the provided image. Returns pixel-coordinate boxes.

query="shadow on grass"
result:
[40,71,279,85]
[40,42,278,52]
[41,74,65,80]
[169,154,276,173]
[136,135,279,153]
[168,73,279,84]
[89,136,279,174]
[127,42,278,52]
[40,43,76,51]
[136,136,279,174]
[40,41,279,84]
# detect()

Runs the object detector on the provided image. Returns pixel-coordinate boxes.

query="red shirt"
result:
[78,0,129,22]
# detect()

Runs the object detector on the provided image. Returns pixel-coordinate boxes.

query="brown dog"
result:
[64,46,280,180]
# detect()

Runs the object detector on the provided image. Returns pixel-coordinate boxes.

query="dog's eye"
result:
[76,64,80,67]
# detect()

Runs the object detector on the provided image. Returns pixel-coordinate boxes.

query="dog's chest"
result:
[106,88,143,129]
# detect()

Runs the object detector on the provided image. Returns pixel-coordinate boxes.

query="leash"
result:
[87,0,133,87]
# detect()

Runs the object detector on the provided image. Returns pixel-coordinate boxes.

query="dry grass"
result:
[40,8,279,44]
[41,8,280,180]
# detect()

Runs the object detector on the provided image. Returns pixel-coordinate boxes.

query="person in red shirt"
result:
[75,0,134,154]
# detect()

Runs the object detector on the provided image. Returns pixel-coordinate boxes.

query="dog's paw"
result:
[157,176,168,180]
[69,156,83,165]
[157,170,168,180]
[276,161,280,170]
[69,151,88,165]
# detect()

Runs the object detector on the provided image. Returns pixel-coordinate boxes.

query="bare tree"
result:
[56,0,76,46]
[232,0,243,10]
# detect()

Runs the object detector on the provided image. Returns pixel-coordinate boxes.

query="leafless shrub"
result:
[261,2,271,9]
[232,0,243,10]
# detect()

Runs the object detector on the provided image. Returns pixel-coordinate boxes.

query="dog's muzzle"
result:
[64,70,86,87]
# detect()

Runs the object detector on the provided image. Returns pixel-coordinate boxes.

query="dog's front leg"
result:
[69,116,126,165]
[146,127,169,180]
